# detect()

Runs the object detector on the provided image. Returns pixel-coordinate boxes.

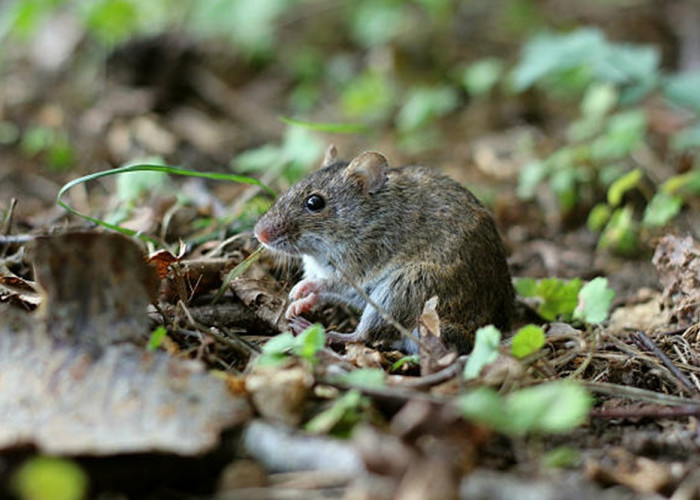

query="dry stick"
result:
[671,343,700,393]
[176,301,261,355]
[604,332,685,390]
[630,330,698,395]
[397,355,468,389]
[0,235,35,244]
[326,255,436,360]
[568,329,598,379]
[590,404,700,420]
[582,381,700,407]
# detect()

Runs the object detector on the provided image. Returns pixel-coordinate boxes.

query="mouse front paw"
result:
[285,293,319,319]
[288,316,313,335]
[288,278,324,301]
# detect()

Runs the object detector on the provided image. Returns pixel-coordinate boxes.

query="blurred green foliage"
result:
[1,1,698,254]
[12,456,88,500]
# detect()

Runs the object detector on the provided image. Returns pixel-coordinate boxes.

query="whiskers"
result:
[258,246,302,293]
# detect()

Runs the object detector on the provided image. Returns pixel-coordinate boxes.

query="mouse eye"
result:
[304,193,326,212]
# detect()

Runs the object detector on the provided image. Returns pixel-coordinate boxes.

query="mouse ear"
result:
[343,151,388,195]
[320,144,338,167]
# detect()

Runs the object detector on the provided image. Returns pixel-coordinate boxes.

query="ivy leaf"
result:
[464,325,501,380]
[511,324,546,358]
[574,277,616,324]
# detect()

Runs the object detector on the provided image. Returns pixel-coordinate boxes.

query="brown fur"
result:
[254,150,515,353]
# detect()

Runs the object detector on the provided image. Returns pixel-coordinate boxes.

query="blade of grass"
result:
[56,163,276,245]
[213,246,264,303]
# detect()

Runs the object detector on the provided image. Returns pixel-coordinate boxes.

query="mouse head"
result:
[254,147,389,258]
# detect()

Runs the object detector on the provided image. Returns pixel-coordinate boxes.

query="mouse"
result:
[254,146,515,353]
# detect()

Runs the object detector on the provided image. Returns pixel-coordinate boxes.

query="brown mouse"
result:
[254,147,515,353]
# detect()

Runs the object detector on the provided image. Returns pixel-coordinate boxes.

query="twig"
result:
[591,404,700,419]
[0,234,36,244]
[581,381,700,406]
[630,330,698,394]
[568,329,597,379]
[395,355,468,389]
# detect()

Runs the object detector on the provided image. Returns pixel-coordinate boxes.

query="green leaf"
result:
[541,446,580,468]
[293,323,325,362]
[391,355,420,372]
[351,1,404,48]
[642,192,683,227]
[517,160,548,199]
[531,278,582,321]
[505,381,591,434]
[232,144,282,173]
[511,324,545,358]
[191,0,288,56]
[594,43,659,86]
[664,71,700,114]
[341,71,394,121]
[83,0,139,45]
[581,82,618,118]
[259,332,295,355]
[21,125,53,156]
[305,390,364,435]
[574,277,616,324]
[147,326,168,351]
[671,124,700,152]
[457,387,508,429]
[457,382,592,436]
[462,58,505,97]
[607,168,642,206]
[514,277,537,297]
[333,368,386,389]
[464,325,501,380]
[661,170,700,196]
[12,456,88,500]
[396,85,459,132]
[598,206,638,255]
[591,110,647,161]
[511,28,604,91]
[549,166,578,211]
[587,203,612,232]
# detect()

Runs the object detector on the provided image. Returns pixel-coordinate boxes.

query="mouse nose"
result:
[254,222,269,244]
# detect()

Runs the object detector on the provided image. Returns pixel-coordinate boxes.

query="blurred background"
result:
[0,0,698,270]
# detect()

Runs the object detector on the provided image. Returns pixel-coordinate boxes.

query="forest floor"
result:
[1,3,700,498]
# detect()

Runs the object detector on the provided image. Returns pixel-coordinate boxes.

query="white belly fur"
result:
[302,255,331,280]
